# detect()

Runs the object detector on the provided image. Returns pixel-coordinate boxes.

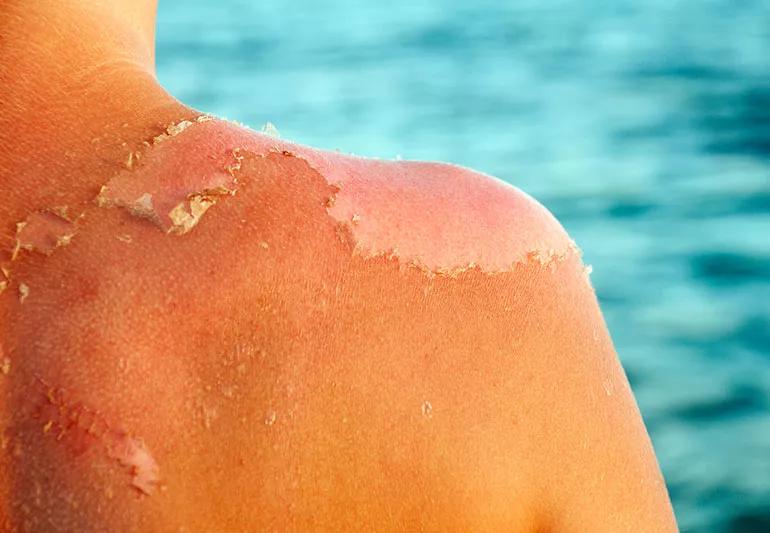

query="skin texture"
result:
[0,2,678,531]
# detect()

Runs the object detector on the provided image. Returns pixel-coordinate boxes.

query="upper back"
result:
[0,116,675,531]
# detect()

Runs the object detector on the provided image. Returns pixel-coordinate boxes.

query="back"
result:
[0,116,675,531]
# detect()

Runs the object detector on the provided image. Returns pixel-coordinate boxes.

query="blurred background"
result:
[156,1,770,531]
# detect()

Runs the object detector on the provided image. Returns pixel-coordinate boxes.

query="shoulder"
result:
[301,155,575,274]
[169,117,576,274]
[0,113,675,530]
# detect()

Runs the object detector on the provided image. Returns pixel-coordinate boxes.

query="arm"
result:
[327,158,679,530]
[494,230,677,531]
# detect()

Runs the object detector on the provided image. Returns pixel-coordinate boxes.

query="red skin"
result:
[0,115,676,531]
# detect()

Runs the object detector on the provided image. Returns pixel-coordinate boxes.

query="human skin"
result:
[0,1,678,531]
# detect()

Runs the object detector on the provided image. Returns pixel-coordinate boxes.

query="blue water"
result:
[157,2,770,530]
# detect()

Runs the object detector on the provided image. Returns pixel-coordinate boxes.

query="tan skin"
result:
[0,1,678,531]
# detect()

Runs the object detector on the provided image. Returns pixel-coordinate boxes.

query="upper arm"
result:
[519,251,677,532]
[451,179,678,531]
[329,158,678,530]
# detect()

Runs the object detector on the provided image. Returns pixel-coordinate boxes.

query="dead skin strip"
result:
[12,208,80,260]
[95,116,242,236]
[1,208,81,302]
[33,378,160,496]
[0,117,227,298]
[0,266,8,295]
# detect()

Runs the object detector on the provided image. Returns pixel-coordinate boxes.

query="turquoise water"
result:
[156,2,770,531]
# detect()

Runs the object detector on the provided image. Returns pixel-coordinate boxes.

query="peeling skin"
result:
[18,282,29,304]
[220,117,576,274]
[526,240,581,270]
[12,207,79,260]
[111,115,578,274]
[0,114,660,529]
[151,114,213,145]
[107,434,160,495]
[95,115,239,235]
[10,114,578,274]
[167,193,219,235]
[0,266,8,294]
[33,379,160,496]
[261,122,280,138]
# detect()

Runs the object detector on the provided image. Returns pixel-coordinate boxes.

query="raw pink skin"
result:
[100,117,572,271]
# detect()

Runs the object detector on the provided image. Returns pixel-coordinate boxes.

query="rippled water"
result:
[157,1,770,530]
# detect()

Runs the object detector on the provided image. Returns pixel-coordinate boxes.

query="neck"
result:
[0,0,193,230]
[1,1,159,101]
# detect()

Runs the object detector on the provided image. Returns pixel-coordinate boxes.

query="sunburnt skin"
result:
[0,116,675,531]
[32,377,159,496]
[3,115,577,275]
[95,116,578,273]
[0,208,81,307]
[13,207,80,259]
[0,270,8,296]
[95,115,240,236]
[2,112,575,272]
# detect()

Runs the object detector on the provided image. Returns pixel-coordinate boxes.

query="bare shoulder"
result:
[0,116,675,531]
[94,114,576,274]
[178,117,576,274]
[286,135,678,530]
[301,154,575,274]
